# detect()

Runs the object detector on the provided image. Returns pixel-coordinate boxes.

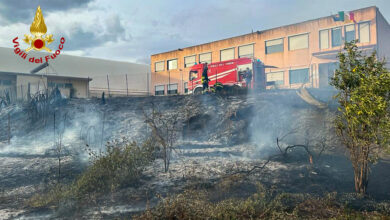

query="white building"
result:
[0,47,150,97]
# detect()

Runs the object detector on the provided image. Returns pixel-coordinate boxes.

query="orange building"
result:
[150,6,390,95]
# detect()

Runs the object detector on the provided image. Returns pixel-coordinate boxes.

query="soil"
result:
[0,92,389,219]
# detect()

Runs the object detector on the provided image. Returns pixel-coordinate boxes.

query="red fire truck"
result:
[188,57,270,94]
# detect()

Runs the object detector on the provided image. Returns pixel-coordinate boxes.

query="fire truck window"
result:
[189,70,198,80]
[238,64,252,72]
[237,64,253,81]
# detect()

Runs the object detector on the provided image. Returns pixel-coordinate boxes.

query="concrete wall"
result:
[47,77,89,98]
[0,74,17,101]
[151,6,382,94]
[376,8,390,69]
[16,75,47,100]
[2,73,89,100]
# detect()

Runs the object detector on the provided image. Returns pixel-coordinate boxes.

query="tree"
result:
[143,102,180,173]
[331,41,390,194]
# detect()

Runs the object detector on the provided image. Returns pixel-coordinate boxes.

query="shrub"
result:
[72,140,155,199]
[28,139,156,207]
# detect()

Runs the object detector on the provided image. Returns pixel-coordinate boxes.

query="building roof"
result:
[0,47,149,91]
[0,71,92,81]
[151,6,380,56]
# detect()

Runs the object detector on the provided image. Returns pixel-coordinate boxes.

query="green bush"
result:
[72,140,155,199]
[28,139,156,207]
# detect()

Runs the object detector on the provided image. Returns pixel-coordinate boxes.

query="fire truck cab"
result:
[188,57,268,94]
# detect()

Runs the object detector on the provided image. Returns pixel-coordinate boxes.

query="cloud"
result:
[0,0,389,64]
[56,14,129,51]
[0,0,94,23]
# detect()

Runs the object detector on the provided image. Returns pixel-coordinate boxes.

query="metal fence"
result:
[89,73,151,97]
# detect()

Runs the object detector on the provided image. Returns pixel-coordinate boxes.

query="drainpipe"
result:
[180,69,183,94]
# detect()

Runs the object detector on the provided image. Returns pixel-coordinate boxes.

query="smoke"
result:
[245,89,337,159]
[0,103,105,158]
[0,92,336,165]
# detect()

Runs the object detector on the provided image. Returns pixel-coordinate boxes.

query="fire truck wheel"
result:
[232,85,240,94]
[193,87,203,95]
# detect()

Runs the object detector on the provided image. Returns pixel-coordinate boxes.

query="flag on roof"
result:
[346,11,356,23]
[333,11,345,22]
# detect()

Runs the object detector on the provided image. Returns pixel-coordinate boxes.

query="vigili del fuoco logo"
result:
[12,6,66,63]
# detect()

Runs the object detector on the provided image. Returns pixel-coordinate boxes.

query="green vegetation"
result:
[135,184,390,220]
[331,41,390,194]
[28,139,155,208]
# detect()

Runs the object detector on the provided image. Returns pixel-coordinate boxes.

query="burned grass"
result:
[135,183,390,220]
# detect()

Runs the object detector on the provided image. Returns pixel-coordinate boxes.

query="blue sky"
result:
[0,0,389,64]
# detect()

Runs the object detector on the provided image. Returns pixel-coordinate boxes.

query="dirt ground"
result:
[0,92,389,219]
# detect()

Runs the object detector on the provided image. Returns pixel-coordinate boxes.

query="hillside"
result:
[0,92,389,219]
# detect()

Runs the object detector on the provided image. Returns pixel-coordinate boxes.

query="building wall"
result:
[47,77,89,98]
[0,74,17,101]
[151,6,382,94]
[16,75,47,100]
[376,9,390,68]
[2,73,90,101]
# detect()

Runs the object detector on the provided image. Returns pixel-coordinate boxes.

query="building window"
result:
[1,80,12,85]
[359,22,370,43]
[319,62,339,87]
[167,59,177,70]
[266,71,284,86]
[288,33,309,51]
[265,38,283,54]
[167,83,178,95]
[345,24,355,43]
[199,52,211,64]
[155,85,164,95]
[220,48,235,61]
[184,82,188,93]
[238,44,254,58]
[319,29,329,50]
[184,55,196,68]
[65,83,73,88]
[155,61,164,72]
[332,27,342,47]
[289,68,309,84]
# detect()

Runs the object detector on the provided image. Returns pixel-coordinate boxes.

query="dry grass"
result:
[27,139,156,208]
[135,184,390,220]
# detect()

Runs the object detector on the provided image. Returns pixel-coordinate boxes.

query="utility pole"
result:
[106,74,110,97]
[126,74,129,96]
